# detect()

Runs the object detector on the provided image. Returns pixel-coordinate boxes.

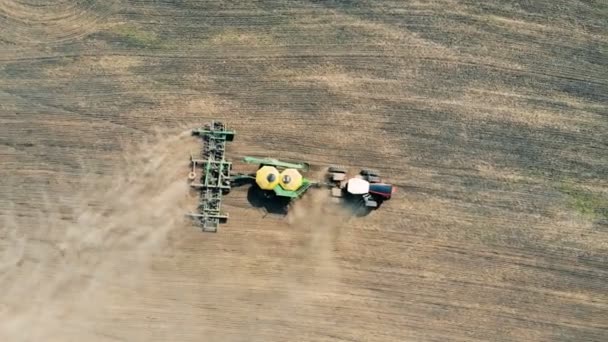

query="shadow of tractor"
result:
[343,198,374,217]
[246,185,290,216]
[242,182,378,218]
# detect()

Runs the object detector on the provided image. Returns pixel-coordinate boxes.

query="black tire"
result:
[328,166,347,173]
[366,175,381,183]
[375,200,383,209]
[360,169,379,177]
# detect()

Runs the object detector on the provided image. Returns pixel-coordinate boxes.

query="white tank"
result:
[346,178,370,195]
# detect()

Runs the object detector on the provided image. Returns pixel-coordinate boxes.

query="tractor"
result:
[326,167,396,215]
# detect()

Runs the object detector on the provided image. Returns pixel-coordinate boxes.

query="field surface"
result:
[1,1,607,341]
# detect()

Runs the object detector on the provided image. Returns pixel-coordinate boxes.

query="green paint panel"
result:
[272,178,313,198]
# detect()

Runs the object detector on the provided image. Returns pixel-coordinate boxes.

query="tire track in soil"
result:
[0,0,119,47]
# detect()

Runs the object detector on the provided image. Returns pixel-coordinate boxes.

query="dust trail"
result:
[285,165,366,283]
[0,128,198,342]
[285,188,353,295]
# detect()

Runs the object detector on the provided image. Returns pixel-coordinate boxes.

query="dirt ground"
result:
[1,1,607,341]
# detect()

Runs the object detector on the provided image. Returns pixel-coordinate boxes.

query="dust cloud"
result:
[0,129,198,341]
[0,134,359,341]
[286,188,351,291]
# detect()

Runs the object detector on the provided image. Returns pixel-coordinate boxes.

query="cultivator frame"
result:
[187,121,235,232]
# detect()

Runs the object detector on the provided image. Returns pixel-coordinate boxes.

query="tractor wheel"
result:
[366,175,381,183]
[328,166,347,173]
[360,169,379,177]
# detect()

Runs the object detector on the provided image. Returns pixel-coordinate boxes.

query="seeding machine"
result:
[187,121,395,232]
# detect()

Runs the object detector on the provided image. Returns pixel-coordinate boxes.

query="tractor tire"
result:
[328,166,347,173]
[366,175,381,183]
[360,169,379,177]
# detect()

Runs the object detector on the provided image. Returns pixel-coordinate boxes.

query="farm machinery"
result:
[187,121,395,232]
[326,167,396,213]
